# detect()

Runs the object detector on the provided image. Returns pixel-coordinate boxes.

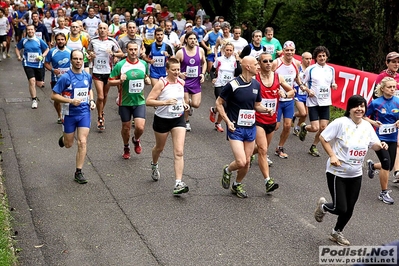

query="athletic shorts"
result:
[14,27,23,37]
[308,105,330,122]
[63,113,91,134]
[153,114,185,133]
[23,66,45,81]
[206,53,215,62]
[227,125,256,142]
[119,104,146,122]
[255,122,276,135]
[84,62,89,68]
[214,86,223,99]
[92,73,110,85]
[277,100,295,122]
[0,35,6,43]
[294,86,307,103]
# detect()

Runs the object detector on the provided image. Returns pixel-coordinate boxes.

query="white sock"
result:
[264,177,270,184]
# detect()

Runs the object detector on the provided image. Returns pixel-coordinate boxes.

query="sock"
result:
[233,181,241,186]
[124,144,129,148]
[32,97,37,100]
[76,168,82,173]
[175,180,182,186]
[224,166,231,174]
[394,170,399,177]
[264,177,270,183]
[278,146,283,149]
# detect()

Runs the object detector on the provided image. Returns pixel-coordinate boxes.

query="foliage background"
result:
[112,0,398,73]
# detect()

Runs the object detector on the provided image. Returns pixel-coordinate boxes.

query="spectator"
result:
[184,1,195,21]
[144,0,155,13]
[174,11,186,35]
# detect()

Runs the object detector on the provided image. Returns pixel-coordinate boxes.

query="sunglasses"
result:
[262,59,273,63]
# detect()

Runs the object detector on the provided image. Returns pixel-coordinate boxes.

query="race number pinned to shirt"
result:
[261,98,277,114]
[35,32,43,39]
[222,74,233,83]
[58,67,70,76]
[379,123,397,135]
[346,145,367,165]
[318,87,329,99]
[186,66,198,78]
[74,87,89,103]
[128,80,144,93]
[264,45,275,54]
[94,56,108,70]
[152,56,165,67]
[168,101,184,117]
[237,109,255,126]
[27,52,39,62]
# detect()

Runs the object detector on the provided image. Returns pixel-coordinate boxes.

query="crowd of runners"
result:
[3,0,399,247]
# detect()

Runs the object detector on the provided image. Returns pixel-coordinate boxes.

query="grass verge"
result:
[330,106,345,121]
[0,168,17,266]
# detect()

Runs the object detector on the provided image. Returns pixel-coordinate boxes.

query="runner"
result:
[260,27,282,60]
[87,22,123,130]
[272,40,298,158]
[162,20,180,56]
[118,21,144,58]
[364,77,399,205]
[51,49,96,184]
[109,41,150,159]
[0,7,9,60]
[142,15,156,48]
[229,26,248,57]
[239,30,267,60]
[252,52,292,193]
[66,21,90,73]
[292,51,312,136]
[201,22,221,77]
[315,95,387,246]
[213,21,232,56]
[175,31,206,131]
[298,46,337,157]
[146,57,191,195]
[143,27,173,86]
[216,56,273,198]
[44,32,71,123]
[52,16,70,44]
[82,7,101,38]
[15,24,49,109]
[209,42,236,132]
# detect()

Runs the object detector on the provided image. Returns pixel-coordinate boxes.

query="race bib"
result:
[395,90,399,98]
[27,52,39,63]
[146,32,154,39]
[318,87,329,99]
[128,79,144,93]
[346,146,367,165]
[237,109,255,126]
[379,124,397,135]
[58,67,69,76]
[261,98,277,113]
[74,87,89,102]
[152,56,165,67]
[94,56,108,69]
[265,45,275,54]
[35,32,43,39]
[283,75,293,85]
[222,73,233,83]
[186,66,198,78]
[168,101,184,117]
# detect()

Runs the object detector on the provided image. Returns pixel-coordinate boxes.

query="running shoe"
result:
[250,155,255,168]
[265,178,279,193]
[393,171,399,183]
[132,138,142,154]
[151,163,160,181]
[58,135,64,148]
[291,116,296,127]
[378,190,394,205]
[6,53,10,58]
[367,159,375,179]
[314,197,327,222]
[57,118,62,124]
[123,147,130,159]
[293,127,300,136]
[329,229,350,246]
[221,165,231,189]
[186,121,191,132]
[131,120,135,127]
[231,183,248,198]
[2,52,6,59]
[215,123,224,132]
[275,147,288,159]
[31,99,38,109]
[309,145,320,157]
[209,107,216,123]
[267,156,273,166]
[299,122,307,141]
[97,117,105,131]
[74,172,88,184]
[173,182,189,194]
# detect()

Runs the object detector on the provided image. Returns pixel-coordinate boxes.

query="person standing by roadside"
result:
[15,24,49,109]
[315,95,387,246]
[146,58,191,195]
[298,46,337,157]
[52,49,96,184]
[109,42,150,159]
[364,77,399,205]
[217,56,274,198]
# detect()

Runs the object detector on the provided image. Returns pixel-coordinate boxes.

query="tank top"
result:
[275,57,298,102]
[181,46,202,91]
[155,77,185,119]
[255,72,280,124]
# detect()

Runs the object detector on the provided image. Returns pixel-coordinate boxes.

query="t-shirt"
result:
[321,117,379,178]
[303,63,335,107]
[220,75,262,127]
[260,37,282,60]
[109,58,148,106]
[45,47,72,82]
[0,17,9,36]
[16,37,49,68]
[88,36,120,74]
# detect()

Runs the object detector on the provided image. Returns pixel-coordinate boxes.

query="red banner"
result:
[293,55,377,109]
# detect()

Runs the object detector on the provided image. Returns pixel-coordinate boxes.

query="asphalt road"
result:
[0,54,399,266]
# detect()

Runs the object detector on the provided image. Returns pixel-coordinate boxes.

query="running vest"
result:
[275,57,298,102]
[155,77,185,119]
[181,46,202,90]
[149,42,167,78]
[255,72,280,124]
